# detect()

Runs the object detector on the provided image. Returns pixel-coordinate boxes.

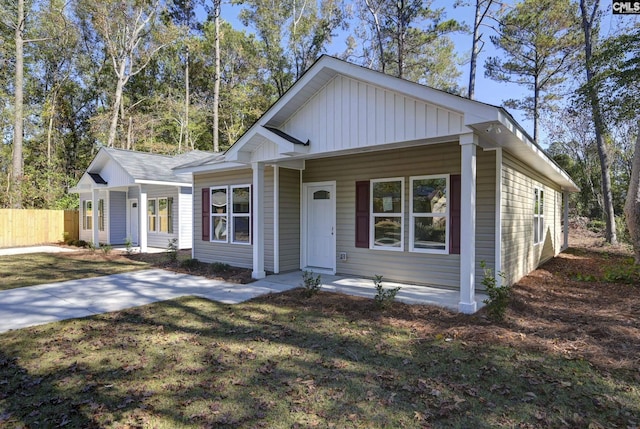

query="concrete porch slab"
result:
[260,271,488,311]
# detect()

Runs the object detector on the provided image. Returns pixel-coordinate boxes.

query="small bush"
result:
[166,238,178,262]
[124,237,134,255]
[210,262,231,273]
[100,243,112,255]
[615,216,631,244]
[181,258,201,269]
[587,219,606,233]
[75,240,88,248]
[87,241,97,252]
[301,270,322,297]
[603,263,640,284]
[481,261,510,321]
[373,275,400,309]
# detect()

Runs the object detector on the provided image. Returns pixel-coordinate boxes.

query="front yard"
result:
[0,232,639,428]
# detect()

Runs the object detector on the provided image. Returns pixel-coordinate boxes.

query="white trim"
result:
[533,187,545,246]
[409,174,449,254]
[563,190,569,250]
[273,166,280,274]
[92,189,100,246]
[252,163,266,279]
[495,148,503,286]
[209,186,229,243]
[370,177,405,252]
[139,186,148,253]
[301,181,337,274]
[230,184,252,245]
[135,179,192,187]
[126,198,139,246]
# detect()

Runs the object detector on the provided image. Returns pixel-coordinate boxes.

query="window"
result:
[98,199,105,231]
[410,176,448,253]
[210,187,228,242]
[534,188,544,245]
[371,178,404,250]
[148,199,157,233]
[148,197,174,233]
[83,200,92,230]
[231,186,251,243]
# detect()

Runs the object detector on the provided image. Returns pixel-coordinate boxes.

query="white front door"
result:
[303,182,336,273]
[128,199,139,245]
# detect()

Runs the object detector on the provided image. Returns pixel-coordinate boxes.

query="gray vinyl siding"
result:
[264,167,275,272]
[501,151,563,286]
[178,187,193,249]
[144,185,180,249]
[127,186,140,199]
[475,149,496,288]
[302,143,496,289]
[279,168,301,272]
[108,191,127,245]
[193,169,257,269]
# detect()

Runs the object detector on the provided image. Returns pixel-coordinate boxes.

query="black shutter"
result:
[202,188,210,241]
[355,181,370,248]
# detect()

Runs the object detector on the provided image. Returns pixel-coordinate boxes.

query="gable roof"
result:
[175,55,578,192]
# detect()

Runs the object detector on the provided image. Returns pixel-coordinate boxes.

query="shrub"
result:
[210,262,231,273]
[166,238,178,262]
[481,261,510,321]
[124,236,134,255]
[181,258,201,269]
[301,270,322,297]
[373,275,400,309]
[100,243,112,255]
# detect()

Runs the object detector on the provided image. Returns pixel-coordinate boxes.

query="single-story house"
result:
[176,55,579,313]
[70,147,205,251]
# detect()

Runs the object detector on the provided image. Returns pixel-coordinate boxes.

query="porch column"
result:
[92,188,100,247]
[252,162,266,279]
[273,165,280,274]
[459,133,478,314]
[563,190,569,250]
[139,187,148,253]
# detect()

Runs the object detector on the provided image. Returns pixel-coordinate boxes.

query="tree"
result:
[485,0,582,141]
[352,0,462,92]
[578,0,617,244]
[467,0,500,99]
[77,0,172,148]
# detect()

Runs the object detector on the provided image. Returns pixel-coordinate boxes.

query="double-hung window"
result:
[158,197,174,233]
[83,200,92,230]
[231,186,251,244]
[98,199,105,231]
[371,178,404,250]
[534,187,544,245]
[210,187,228,242]
[410,175,448,253]
[148,199,157,232]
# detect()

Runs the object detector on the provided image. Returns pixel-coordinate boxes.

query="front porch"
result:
[254,271,488,312]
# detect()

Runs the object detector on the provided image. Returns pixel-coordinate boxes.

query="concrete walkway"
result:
[0,269,298,333]
[0,245,80,256]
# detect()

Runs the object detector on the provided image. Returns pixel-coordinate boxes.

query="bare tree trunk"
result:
[127,116,133,150]
[364,0,385,73]
[107,62,127,148]
[12,0,25,208]
[579,0,617,244]
[468,0,494,100]
[212,0,221,152]
[625,125,640,263]
[185,45,190,151]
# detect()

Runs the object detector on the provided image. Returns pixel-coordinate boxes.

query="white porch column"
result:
[92,188,100,247]
[139,187,148,253]
[563,190,569,250]
[252,162,266,279]
[273,165,280,274]
[459,133,478,314]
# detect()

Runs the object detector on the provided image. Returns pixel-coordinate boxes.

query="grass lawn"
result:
[0,239,639,427]
[0,251,150,291]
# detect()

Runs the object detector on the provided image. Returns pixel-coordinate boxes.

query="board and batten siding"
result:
[501,151,563,286]
[277,75,465,159]
[279,168,301,272]
[302,143,496,289]
[193,168,275,271]
[144,185,180,249]
[108,191,127,245]
[178,187,193,249]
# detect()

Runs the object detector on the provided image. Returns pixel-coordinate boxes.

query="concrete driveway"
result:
[0,269,297,333]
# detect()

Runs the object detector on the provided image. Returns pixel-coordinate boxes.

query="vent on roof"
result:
[89,173,107,185]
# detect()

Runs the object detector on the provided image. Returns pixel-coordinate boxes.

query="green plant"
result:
[301,270,322,297]
[615,215,631,244]
[167,238,178,262]
[481,261,510,321]
[87,241,97,252]
[373,274,400,309]
[210,261,231,273]
[124,236,134,255]
[100,243,112,255]
[603,264,640,284]
[570,272,597,282]
[181,258,201,269]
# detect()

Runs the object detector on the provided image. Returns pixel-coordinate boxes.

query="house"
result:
[70,147,206,252]
[176,56,579,313]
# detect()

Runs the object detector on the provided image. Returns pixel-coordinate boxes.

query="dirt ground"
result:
[63,225,639,373]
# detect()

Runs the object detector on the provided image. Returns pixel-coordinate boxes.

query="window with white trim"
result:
[231,186,251,244]
[210,187,228,242]
[83,200,92,230]
[371,178,404,250]
[534,187,544,245]
[148,197,174,233]
[148,199,157,232]
[410,175,448,253]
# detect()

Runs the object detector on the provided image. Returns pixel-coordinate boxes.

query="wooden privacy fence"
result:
[0,209,79,248]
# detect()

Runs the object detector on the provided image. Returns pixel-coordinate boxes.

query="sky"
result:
[216,1,637,146]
